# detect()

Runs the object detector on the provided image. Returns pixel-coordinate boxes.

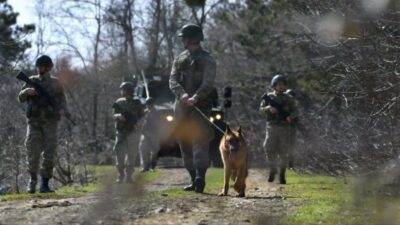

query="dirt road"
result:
[0,168,296,225]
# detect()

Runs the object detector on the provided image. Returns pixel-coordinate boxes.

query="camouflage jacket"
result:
[18,74,67,121]
[259,90,298,125]
[169,48,216,116]
[112,97,144,132]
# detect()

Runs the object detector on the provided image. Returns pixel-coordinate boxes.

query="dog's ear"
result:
[225,126,232,134]
[236,126,242,135]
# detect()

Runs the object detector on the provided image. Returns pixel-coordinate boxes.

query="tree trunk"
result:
[147,0,162,72]
[92,0,102,140]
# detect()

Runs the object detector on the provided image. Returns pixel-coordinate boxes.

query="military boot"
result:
[125,167,134,183]
[279,167,287,185]
[116,167,125,184]
[27,173,37,194]
[268,167,277,182]
[194,168,207,193]
[183,169,196,191]
[39,177,54,193]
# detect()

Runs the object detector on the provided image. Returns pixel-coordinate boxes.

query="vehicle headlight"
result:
[209,117,214,122]
[215,114,222,120]
[166,115,174,122]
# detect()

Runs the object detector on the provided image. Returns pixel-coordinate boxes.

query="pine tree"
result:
[0,0,35,69]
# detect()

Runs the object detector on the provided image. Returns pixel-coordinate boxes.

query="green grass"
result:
[0,166,160,201]
[282,170,400,224]
[0,183,100,201]
[141,170,159,183]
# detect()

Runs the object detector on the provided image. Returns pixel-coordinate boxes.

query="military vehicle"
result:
[134,74,231,167]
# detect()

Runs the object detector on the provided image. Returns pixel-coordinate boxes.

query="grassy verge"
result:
[282,170,400,224]
[0,166,159,201]
[155,168,400,224]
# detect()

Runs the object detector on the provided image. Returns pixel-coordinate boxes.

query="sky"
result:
[8,0,42,66]
[7,0,94,68]
[7,0,153,68]
[8,0,36,26]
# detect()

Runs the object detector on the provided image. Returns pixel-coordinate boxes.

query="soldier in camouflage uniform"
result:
[112,82,145,183]
[169,24,216,193]
[260,75,298,184]
[18,55,68,193]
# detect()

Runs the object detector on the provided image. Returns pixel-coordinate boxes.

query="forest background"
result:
[0,0,399,193]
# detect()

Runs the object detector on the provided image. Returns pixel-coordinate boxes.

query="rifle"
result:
[113,103,138,131]
[262,94,291,122]
[16,71,75,125]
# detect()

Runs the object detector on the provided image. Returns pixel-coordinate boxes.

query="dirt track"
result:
[0,168,296,225]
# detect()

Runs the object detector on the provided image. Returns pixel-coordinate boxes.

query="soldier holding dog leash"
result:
[169,24,217,193]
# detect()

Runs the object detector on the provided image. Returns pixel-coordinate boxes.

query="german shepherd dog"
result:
[218,126,248,197]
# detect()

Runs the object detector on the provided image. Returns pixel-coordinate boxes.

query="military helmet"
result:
[178,24,204,41]
[119,81,134,93]
[35,55,54,68]
[271,74,287,87]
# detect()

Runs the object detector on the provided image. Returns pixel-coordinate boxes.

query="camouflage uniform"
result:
[18,75,67,180]
[260,90,297,183]
[139,106,162,171]
[169,47,216,191]
[112,97,144,182]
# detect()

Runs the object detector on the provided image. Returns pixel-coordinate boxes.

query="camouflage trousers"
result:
[138,134,159,169]
[263,124,291,168]
[113,131,139,174]
[25,119,58,179]
[176,115,214,170]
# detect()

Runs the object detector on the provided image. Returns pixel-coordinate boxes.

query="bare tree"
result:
[146,0,162,73]
[106,0,139,78]
[185,0,225,27]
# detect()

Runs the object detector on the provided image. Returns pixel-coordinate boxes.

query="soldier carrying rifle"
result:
[259,74,298,184]
[112,81,145,183]
[17,55,69,193]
